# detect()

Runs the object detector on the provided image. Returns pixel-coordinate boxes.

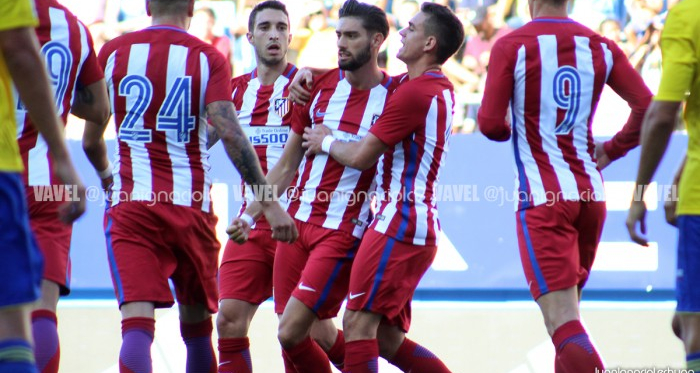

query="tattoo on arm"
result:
[76,86,95,105]
[207,101,268,188]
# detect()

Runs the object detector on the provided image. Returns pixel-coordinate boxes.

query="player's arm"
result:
[288,67,330,105]
[76,79,113,190]
[207,100,298,242]
[626,11,694,246]
[0,26,85,222]
[600,42,653,163]
[242,131,306,221]
[477,42,514,141]
[302,126,387,170]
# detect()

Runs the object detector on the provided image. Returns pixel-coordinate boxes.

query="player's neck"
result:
[345,63,384,90]
[151,15,190,31]
[406,58,441,80]
[531,3,568,19]
[256,60,288,86]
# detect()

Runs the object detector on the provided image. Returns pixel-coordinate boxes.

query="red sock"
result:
[283,336,331,373]
[181,318,217,373]
[32,310,60,373]
[343,339,378,373]
[217,337,251,373]
[388,338,451,373]
[552,320,604,373]
[325,329,345,370]
[555,355,565,373]
[282,350,298,373]
[120,317,156,373]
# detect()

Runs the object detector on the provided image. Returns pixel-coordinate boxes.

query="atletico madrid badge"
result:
[274,98,290,118]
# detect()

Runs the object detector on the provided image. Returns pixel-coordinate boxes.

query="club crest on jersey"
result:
[371,114,381,126]
[274,98,290,118]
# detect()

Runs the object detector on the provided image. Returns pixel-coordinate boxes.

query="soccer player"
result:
[15,1,110,372]
[477,0,652,371]
[87,0,297,372]
[626,0,700,370]
[230,1,397,372]
[215,2,300,373]
[0,0,86,372]
[301,3,464,372]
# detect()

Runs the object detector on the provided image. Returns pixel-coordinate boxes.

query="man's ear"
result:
[187,0,195,17]
[145,0,152,17]
[424,35,437,54]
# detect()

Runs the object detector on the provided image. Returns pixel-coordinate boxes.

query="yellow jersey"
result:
[0,0,38,172]
[655,0,700,215]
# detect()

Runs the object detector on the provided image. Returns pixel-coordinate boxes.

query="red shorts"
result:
[516,200,606,300]
[26,187,73,295]
[104,201,221,312]
[218,229,276,304]
[346,229,436,332]
[273,220,358,319]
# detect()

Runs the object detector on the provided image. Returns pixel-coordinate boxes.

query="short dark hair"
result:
[338,0,389,39]
[248,0,289,32]
[421,2,465,64]
[148,0,190,16]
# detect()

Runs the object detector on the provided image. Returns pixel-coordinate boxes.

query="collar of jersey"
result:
[532,17,575,23]
[146,25,188,33]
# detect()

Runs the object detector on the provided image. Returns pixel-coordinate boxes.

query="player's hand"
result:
[52,157,86,223]
[302,125,333,157]
[626,200,649,246]
[664,187,678,227]
[226,217,251,244]
[262,202,298,243]
[101,174,114,193]
[288,68,314,105]
[595,141,611,170]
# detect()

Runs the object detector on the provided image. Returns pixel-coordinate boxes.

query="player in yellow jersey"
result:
[0,1,85,372]
[626,0,700,370]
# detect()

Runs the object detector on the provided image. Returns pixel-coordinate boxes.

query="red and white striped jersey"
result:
[369,72,454,246]
[289,69,399,238]
[16,0,103,186]
[232,63,297,230]
[99,25,232,213]
[478,18,652,211]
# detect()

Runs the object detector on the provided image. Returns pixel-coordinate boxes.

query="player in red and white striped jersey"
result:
[215,2,301,373]
[14,1,110,372]
[302,3,464,373]
[83,1,296,372]
[477,0,652,371]
[230,2,397,372]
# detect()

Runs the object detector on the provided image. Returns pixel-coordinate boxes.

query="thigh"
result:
[27,194,72,295]
[293,226,358,319]
[0,173,43,308]
[273,222,310,315]
[575,201,606,286]
[219,229,276,304]
[104,202,175,308]
[516,201,581,300]
[169,206,221,313]
[347,230,435,332]
[677,215,700,312]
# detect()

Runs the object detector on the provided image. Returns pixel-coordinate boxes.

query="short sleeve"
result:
[291,100,311,135]
[204,50,233,106]
[655,9,697,102]
[0,0,37,32]
[369,81,431,147]
[77,23,104,87]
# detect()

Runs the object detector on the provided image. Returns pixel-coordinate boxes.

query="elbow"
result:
[479,124,511,142]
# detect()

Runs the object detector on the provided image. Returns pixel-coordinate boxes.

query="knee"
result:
[342,310,379,341]
[278,319,306,349]
[216,309,249,338]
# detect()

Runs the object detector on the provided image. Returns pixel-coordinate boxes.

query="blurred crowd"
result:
[56,0,679,136]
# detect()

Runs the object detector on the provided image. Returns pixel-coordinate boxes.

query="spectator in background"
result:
[462,6,511,77]
[190,7,232,68]
[295,0,338,69]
